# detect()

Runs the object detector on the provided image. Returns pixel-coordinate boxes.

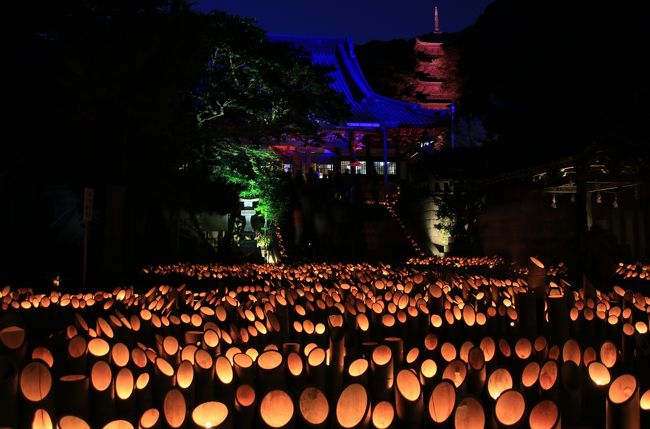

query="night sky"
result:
[195,0,495,43]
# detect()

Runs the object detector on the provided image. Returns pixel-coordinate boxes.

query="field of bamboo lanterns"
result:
[1,256,650,428]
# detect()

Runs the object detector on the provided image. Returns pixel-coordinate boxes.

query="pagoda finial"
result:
[434,6,441,34]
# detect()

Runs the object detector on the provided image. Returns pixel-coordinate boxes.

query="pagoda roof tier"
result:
[268,34,448,130]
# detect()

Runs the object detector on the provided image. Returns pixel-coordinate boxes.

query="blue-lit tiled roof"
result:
[268,34,449,130]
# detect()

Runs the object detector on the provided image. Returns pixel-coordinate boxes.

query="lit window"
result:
[283,163,292,173]
[341,161,366,175]
[315,164,333,178]
[374,161,397,175]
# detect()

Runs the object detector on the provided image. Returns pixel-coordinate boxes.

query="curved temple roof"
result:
[268,34,449,130]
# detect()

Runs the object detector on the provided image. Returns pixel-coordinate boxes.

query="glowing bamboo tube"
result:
[298,387,329,429]
[539,360,559,402]
[57,415,91,429]
[528,400,560,429]
[88,338,110,366]
[336,383,371,429]
[533,336,548,363]
[641,389,650,429]
[138,408,160,429]
[30,408,53,429]
[622,323,636,370]
[394,369,423,429]
[453,396,485,429]
[348,358,369,386]
[260,389,294,429]
[286,352,304,397]
[111,343,130,369]
[163,389,187,429]
[520,361,540,403]
[258,350,285,392]
[606,374,640,429]
[214,356,235,406]
[329,314,346,395]
[19,360,55,427]
[384,337,404,375]
[306,347,326,391]
[176,360,195,411]
[487,367,513,401]
[467,347,486,395]
[442,359,468,397]
[90,359,116,426]
[371,401,394,429]
[587,361,611,427]
[427,380,456,426]
[57,374,90,420]
[190,401,231,429]
[234,384,256,429]
[233,353,255,386]
[418,358,437,395]
[493,389,526,429]
[135,372,153,412]
[0,356,18,429]
[192,349,214,403]
[153,357,175,405]
[0,326,27,363]
[371,345,393,402]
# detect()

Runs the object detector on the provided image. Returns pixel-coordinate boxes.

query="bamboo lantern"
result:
[394,369,423,429]
[0,326,27,363]
[298,387,329,429]
[371,401,394,429]
[57,374,90,420]
[260,389,294,429]
[31,408,53,429]
[20,360,55,429]
[194,349,214,403]
[176,360,195,410]
[607,374,640,429]
[442,359,468,396]
[90,359,116,426]
[418,359,437,395]
[136,373,153,414]
[329,314,346,393]
[336,383,371,429]
[533,337,548,363]
[102,420,134,429]
[214,356,234,406]
[286,352,304,397]
[258,350,285,392]
[56,415,91,429]
[31,347,55,369]
[528,400,560,429]
[162,336,180,365]
[640,389,650,428]
[233,353,255,386]
[453,396,485,429]
[587,361,611,428]
[487,367,513,401]
[0,356,18,429]
[467,347,486,395]
[190,401,231,429]
[348,358,369,386]
[440,342,457,364]
[111,343,131,369]
[234,384,256,429]
[521,361,540,403]
[383,337,404,374]
[427,380,456,426]
[600,341,619,373]
[370,345,393,402]
[306,347,326,391]
[163,389,187,429]
[539,360,559,401]
[154,357,175,405]
[493,389,526,429]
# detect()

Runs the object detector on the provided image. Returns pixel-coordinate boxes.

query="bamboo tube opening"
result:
[111,343,130,368]
[372,345,392,366]
[406,348,419,366]
[640,390,650,410]
[235,384,255,407]
[442,360,467,389]
[454,397,485,429]
[582,347,597,367]
[299,387,329,426]
[487,368,513,400]
[287,352,303,377]
[136,372,150,390]
[215,355,234,384]
[32,347,55,368]
[515,338,532,361]
[348,358,369,377]
[337,383,369,429]
[176,360,194,389]
[163,389,186,429]
[468,347,484,371]
[608,374,637,404]
[396,369,421,401]
[20,361,52,401]
[102,420,134,429]
[307,347,325,367]
[260,389,294,428]
[91,360,112,392]
[191,401,229,428]
[195,349,213,371]
[420,359,437,380]
[259,350,283,370]
[521,362,540,388]
[600,342,618,369]
[539,361,558,391]
[528,400,560,429]
[57,415,91,429]
[88,336,110,356]
[494,389,526,427]
[440,342,457,362]
[139,408,160,429]
[115,368,134,400]
[588,361,611,386]
[424,333,438,352]
[371,401,394,429]
[480,337,496,363]
[155,358,174,378]
[0,326,25,350]
[562,339,581,366]
[428,381,455,423]
[32,408,53,429]
[132,348,148,370]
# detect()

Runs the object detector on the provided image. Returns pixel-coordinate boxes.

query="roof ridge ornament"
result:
[434,5,442,34]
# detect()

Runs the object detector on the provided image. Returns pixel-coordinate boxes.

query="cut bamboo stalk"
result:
[30,408,53,429]
[298,387,329,429]
[370,345,393,402]
[394,369,423,429]
[606,374,640,429]
[190,401,231,429]
[453,396,485,429]
[371,401,394,429]
[528,399,560,429]
[57,374,90,420]
[57,415,91,429]
[426,380,456,427]
[19,360,55,429]
[336,383,371,429]
[493,389,526,429]
[260,389,294,429]
[163,389,187,429]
